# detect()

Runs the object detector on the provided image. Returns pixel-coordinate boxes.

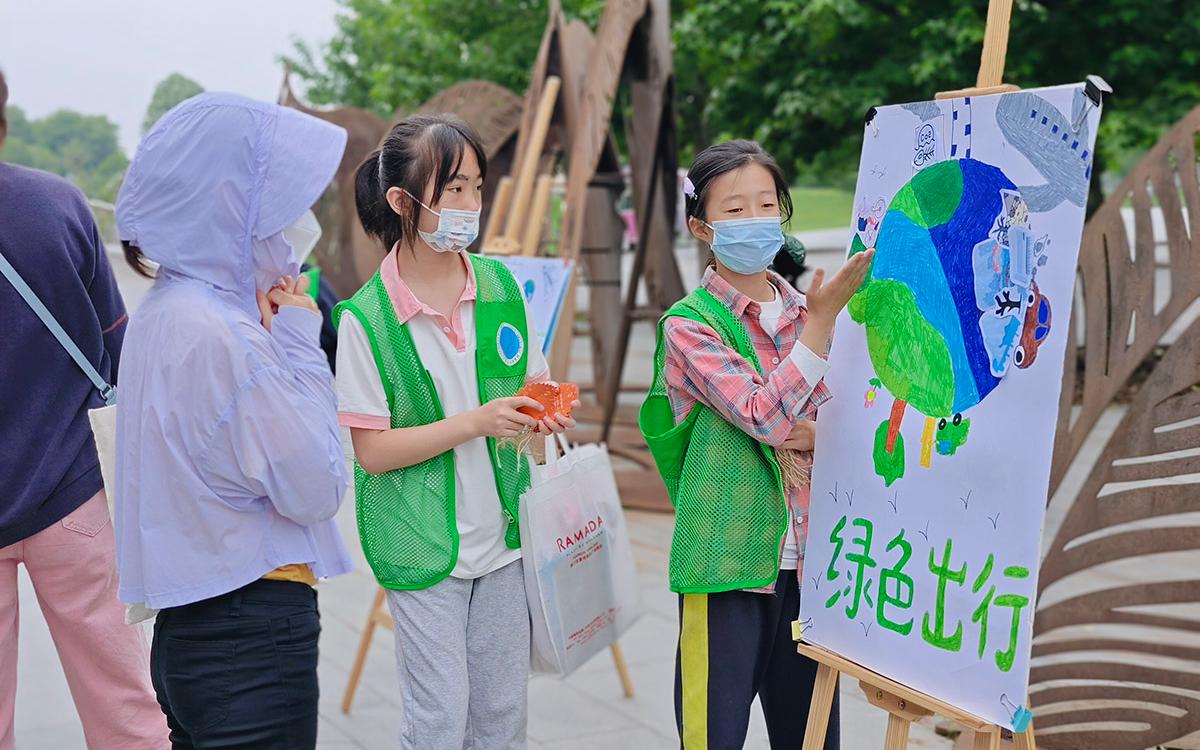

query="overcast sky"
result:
[1,0,341,154]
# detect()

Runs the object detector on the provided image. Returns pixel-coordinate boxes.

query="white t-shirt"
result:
[757,283,784,338]
[336,275,549,580]
[779,509,800,571]
[754,284,800,571]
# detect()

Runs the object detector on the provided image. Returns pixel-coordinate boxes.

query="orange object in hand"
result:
[516,381,578,419]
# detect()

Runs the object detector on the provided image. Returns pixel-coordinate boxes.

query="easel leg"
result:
[341,587,386,714]
[1013,721,1036,750]
[609,641,635,698]
[883,714,911,750]
[802,663,839,750]
[972,728,1001,750]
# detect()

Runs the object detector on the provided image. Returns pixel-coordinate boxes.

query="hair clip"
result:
[683,176,697,199]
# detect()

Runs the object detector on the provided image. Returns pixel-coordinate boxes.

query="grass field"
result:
[788,186,855,232]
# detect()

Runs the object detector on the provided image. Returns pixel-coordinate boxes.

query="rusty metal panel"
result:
[1034,106,1200,750]
[1049,106,1200,492]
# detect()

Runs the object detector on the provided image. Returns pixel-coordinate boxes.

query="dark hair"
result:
[355,114,487,251]
[122,241,157,279]
[683,140,793,225]
[0,69,7,141]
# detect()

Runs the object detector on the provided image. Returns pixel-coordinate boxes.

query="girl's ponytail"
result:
[122,241,156,279]
[355,149,400,250]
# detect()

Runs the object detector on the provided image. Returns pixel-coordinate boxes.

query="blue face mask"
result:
[403,189,480,253]
[705,217,784,275]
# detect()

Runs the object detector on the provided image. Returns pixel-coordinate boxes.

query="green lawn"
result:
[788,186,855,232]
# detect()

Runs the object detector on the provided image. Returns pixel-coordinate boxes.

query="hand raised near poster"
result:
[800,249,874,353]
[806,250,875,321]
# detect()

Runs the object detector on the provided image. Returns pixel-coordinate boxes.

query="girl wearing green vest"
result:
[334,115,575,750]
[640,140,873,749]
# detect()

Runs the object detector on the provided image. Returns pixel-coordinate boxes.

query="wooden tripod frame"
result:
[796,639,1035,750]
[482,76,562,257]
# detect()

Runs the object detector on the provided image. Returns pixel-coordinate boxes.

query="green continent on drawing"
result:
[872,420,905,486]
[849,156,1054,486]
[849,279,953,418]
[890,163,963,229]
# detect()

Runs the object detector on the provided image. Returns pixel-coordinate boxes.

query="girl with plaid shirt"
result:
[641,140,873,749]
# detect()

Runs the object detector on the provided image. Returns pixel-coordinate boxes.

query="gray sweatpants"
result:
[385,560,530,750]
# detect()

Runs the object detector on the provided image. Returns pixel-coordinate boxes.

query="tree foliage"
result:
[675,0,1199,187]
[143,72,205,134]
[2,105,128,202]
[287,0,605,117]
[291,0,1199,192]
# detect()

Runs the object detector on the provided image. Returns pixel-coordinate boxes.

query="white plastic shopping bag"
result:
[520,434,640,675]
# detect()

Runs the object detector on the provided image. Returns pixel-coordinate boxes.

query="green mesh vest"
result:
[334,254,531,591]
[639,288,787,594]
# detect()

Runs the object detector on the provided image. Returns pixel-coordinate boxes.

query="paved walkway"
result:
[14,498,952,749]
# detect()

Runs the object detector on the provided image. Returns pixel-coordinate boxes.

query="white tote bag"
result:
[87,407,156,624]
[520,435,640,676]
[87,404,119,516]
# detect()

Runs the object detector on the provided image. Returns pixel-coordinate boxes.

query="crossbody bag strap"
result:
[0,250,116,405]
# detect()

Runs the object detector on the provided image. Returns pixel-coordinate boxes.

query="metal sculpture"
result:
[1033,105,1200,749]
[501,0,683,408]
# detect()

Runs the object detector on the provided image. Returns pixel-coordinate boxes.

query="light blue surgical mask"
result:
[704,216,784,275]
[404,189,480,253]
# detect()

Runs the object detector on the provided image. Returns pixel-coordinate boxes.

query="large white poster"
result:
[800,83,1102,730]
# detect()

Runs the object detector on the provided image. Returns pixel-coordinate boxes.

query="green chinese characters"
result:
[822,516,1030,673]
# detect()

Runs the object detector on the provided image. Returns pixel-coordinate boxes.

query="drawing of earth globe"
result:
[849,158,1023,419]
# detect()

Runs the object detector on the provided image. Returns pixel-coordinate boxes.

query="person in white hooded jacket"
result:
[114,92,352,750]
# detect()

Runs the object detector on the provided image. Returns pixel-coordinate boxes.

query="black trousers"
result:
[150,579,321,750]
[675,570,840,749]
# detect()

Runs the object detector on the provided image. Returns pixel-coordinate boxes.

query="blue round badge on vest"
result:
[497,323,524,367]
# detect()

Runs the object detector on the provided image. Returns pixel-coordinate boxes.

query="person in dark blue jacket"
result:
[0,69,167,747]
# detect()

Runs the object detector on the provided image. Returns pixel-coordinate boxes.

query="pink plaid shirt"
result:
[662,268,832,589]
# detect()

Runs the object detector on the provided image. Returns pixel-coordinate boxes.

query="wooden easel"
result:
[934,0,1018,101]
[795,639,1035,750]
[341,587,637,714]
[796,1,1037,748]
